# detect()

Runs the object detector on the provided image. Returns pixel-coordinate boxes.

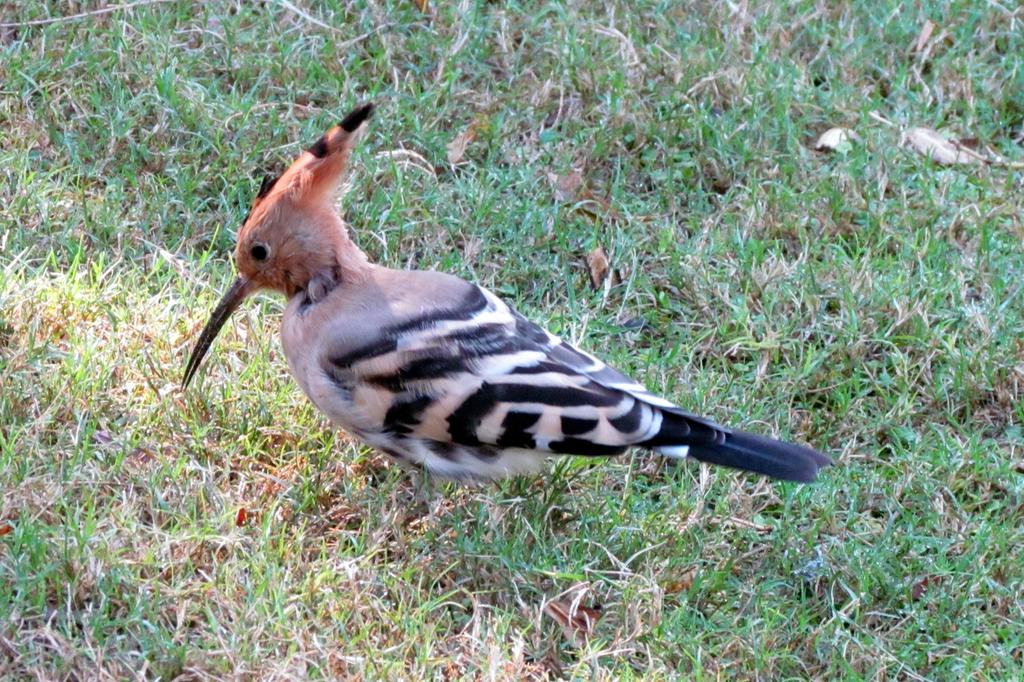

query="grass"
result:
[1,0,1022,678]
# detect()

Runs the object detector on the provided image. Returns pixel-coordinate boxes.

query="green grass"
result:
[2,0,1023,678]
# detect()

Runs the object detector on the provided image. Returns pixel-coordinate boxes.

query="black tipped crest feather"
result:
[308,136,329,158]
[340,102,375,132]
[256,174,279,199]
[305,103,374,158]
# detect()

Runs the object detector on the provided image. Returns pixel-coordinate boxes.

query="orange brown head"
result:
[182,102,375,388]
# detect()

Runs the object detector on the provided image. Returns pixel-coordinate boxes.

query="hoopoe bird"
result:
[183,103,831,483]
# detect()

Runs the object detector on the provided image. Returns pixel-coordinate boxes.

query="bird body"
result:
[183,103,830,484]
[281,266,661,480]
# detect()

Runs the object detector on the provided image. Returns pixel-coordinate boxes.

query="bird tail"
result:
[645,411,831,482]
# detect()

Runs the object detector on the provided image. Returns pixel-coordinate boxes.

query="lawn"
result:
[1,0,1022,679]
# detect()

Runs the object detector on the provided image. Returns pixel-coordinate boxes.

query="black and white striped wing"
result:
[326,284,727,472]
[485,308,730,457]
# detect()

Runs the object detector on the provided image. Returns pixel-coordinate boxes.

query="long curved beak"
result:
[182,276,255,388]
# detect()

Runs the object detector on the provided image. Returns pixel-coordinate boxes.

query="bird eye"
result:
[251,243,270,261]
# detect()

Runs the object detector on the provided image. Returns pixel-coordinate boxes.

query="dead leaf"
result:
[911,575,941,601]
[904,127,988,166]
[702,163,733,194]
[460,236,482,262]
[93,430,114,446]
[913,20,935,53]
[585,246,610,289]
[0,523,12,537]
[126,446,157,468]
[547,168,621,222]
[548,168,619,222]
[814,127,859,153]
[0,23,19,47]
[707,515,774,533]
[618,316,647,332]
[548,170,584,202]
[235,507,248,527]
[535,648,563,678]
[413,0,428,11]
[663,567,697,593]
[543,598,602,645]
[446,124,477,165]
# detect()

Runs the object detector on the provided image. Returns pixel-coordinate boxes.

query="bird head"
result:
[182,102,374,388]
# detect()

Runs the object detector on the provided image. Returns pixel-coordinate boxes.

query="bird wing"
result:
[324,281,727,458]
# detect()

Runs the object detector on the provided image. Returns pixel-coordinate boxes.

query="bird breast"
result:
[281,290,373,434]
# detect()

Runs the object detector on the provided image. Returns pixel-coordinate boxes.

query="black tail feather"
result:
[686,429,831,482]
[645,412,831,482]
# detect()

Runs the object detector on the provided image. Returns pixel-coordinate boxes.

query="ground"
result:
[1,1,1022,679]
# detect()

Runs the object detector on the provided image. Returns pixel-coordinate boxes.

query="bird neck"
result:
[334,226,372,279]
